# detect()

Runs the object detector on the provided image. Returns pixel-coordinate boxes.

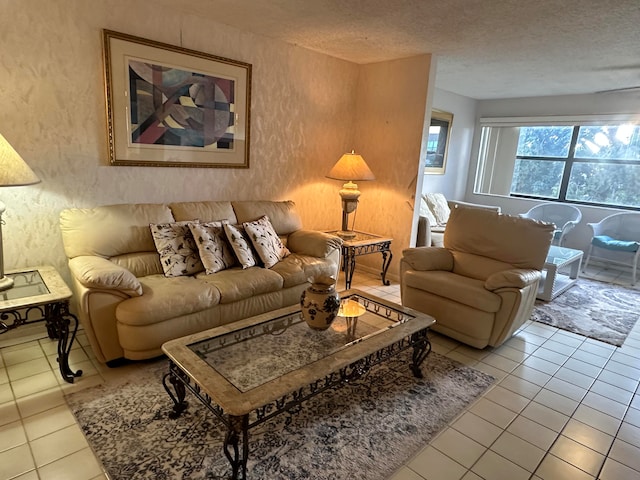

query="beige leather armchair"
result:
[402,207,554,349]
[417,194,501,247]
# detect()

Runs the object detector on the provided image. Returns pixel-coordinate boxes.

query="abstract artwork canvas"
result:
[103,30,251,168]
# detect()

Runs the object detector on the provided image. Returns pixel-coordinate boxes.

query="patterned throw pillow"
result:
[243,215,291,268]
[223,223,259,269]
[425,193,451,225]
[189,221,237,274]
[149,221,204,277]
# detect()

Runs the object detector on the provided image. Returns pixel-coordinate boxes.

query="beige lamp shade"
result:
[326,151,375,182]
[0,134,40,186]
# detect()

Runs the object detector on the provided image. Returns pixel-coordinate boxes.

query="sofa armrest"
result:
[484,268,541,290]
[401,247,454,271]
[416,216,432,247]
[68,256,143,297]
[287,230,343,258]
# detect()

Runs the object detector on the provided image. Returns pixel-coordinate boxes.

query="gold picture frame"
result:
[103,30,252,168]
[424,109,453,175]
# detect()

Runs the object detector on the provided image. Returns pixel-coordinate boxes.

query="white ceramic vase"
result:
[300,276,340,330]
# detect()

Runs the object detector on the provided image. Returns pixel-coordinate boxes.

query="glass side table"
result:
[0,265,83,383]
[326,230,393,290]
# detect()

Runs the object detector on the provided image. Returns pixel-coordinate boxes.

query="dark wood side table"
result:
[326,230,393,290]
[0,265,83,383]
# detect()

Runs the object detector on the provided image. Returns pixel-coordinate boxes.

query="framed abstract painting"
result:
[102,30,251,168]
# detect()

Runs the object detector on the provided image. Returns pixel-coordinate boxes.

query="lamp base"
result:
[336,230,357,240]
[0,275,14,291]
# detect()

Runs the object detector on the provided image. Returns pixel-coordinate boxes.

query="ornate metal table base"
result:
[1,300,83,383]
[341,238,393,290]
[162,328,431,480]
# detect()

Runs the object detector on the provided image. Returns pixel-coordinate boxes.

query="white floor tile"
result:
[506,416,558,451]
[532,388,579,416]
[550,436,605,476]
[534,454,595,480]
[599,458,640,480]
[561,419,614,455]
[0,444,36,480]
[572,405,622,436]
[472,450,530,480]
[483,385,530,414]
[38,447,103,480]
[490,431,545,472]
[608,438,640,472]
[520,401,569,432]
[30,424,89,468]
[451,412,503,447]
[408,446,467,480]
[431,427,486,468]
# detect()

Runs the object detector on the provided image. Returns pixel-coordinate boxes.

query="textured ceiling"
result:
[171,0,640,100]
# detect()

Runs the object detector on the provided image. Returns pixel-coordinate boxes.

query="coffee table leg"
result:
[410,329,432,378]
[224,414,249,480]
[162,369,188,419]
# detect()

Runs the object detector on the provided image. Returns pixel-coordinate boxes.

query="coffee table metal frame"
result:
[161,290,434,480]
[538,245,583,301]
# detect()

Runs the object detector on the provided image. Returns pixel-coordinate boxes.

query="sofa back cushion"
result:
[445,207,554,271]
[232,201,303,235]
[169,201,237,224]
[60,203,175,259]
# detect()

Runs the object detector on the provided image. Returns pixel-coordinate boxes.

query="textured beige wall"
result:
[352,56,432,278]
[0,0,431,285]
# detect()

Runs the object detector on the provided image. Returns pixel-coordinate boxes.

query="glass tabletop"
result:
[188,293,412,392]
[0,271,49,302]
[545,245,583,266]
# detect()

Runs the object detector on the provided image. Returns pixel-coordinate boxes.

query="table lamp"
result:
[0,133,41,291]
[326,150,375,239]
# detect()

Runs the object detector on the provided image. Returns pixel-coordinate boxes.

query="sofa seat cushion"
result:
[197,266,283,304]
[403,270,501,313]
[270,253,337,288]
[116,275,220,327]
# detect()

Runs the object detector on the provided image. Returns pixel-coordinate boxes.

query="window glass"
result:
[575,124,640,161]
[510,159,564,198]
[567,162,640,208]
[475,121,640,210]
[516,126,573,158]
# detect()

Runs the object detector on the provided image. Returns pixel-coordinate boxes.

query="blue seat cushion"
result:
[592,235,640,252]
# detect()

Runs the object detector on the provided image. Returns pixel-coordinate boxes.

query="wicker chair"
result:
[583,212,640,286]
[520,203,582,247]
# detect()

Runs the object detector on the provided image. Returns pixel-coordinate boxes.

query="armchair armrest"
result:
[401,247,454,271]
[485,268,541,291]
[68,256,143,296]
[287,230,343,258]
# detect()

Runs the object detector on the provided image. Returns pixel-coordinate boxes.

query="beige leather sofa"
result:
[416,194,501,247]
[402,207,554,348]
[60,200,341,365]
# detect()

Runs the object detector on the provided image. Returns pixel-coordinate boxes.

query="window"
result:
[475,119,640,209]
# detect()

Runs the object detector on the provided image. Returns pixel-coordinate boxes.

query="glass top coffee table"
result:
[161,289,435,479]
[538,245,583,301]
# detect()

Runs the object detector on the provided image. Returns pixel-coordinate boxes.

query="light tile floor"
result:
[0,264,638,480]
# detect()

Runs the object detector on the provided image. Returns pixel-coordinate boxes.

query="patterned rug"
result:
[532,277,640,346]
[66,351,494,480]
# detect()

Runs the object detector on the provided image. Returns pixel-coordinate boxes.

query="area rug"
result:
[66,351,494,480]
[531,277,640,346]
